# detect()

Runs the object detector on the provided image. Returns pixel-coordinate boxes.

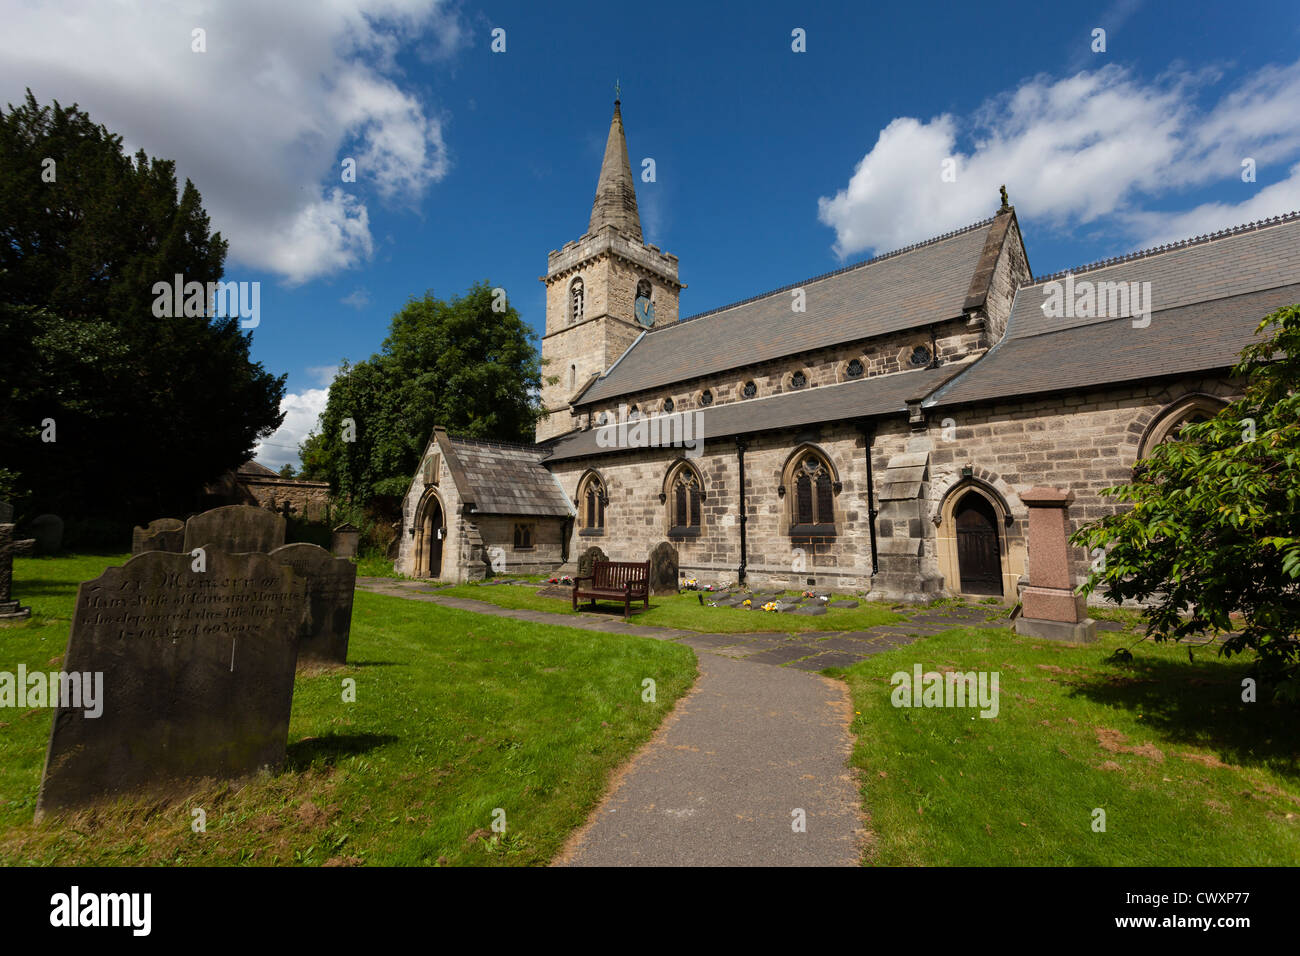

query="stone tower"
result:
[536,98,683,442]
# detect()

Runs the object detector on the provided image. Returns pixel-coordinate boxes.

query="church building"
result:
[396,99,1300,604]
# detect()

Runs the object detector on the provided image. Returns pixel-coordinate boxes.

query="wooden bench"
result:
[573,560,650,619]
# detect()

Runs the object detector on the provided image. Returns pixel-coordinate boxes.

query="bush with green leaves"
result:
[1073,304,1300,693]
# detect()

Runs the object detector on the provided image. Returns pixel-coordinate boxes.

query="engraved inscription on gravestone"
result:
[182,504,285,554]
[269,543,356,664]
[577,545,608,579]
[35,550,308,816]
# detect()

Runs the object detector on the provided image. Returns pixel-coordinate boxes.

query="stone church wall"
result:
[549,371,1241,605]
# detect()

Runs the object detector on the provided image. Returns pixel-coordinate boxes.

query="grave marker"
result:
[182,504,285,554]
[35,550,307,816]
[269,543,356,664]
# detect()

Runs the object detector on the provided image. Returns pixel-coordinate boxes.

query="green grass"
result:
[437,583,905,633]
[833,624,1300,866]
[0,553,696,866]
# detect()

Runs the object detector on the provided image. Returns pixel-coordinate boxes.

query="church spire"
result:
[588,97,642,242]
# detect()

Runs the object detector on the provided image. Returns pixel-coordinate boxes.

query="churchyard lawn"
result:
[833,623,1300,866]
[436,581,909,633]
[0,553,695,866]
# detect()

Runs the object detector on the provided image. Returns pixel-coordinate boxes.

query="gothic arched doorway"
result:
[415,492,445,579]
[954,492,1003,596]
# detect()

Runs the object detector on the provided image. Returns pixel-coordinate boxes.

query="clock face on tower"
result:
[635,294,654,327]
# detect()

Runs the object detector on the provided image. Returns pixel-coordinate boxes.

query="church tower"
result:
[536,97,683,441]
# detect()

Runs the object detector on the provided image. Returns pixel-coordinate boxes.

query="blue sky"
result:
[4,0,1300,467]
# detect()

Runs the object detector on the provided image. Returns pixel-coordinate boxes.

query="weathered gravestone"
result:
[331,522,361,559]
[0,512,35,621]
[28,514,63,555]
[648,541,679,596]
[35,550,307,817]
[131,518,185,555]
[577,545,608,579]
[182,504,285,554]
[269,543,356,664]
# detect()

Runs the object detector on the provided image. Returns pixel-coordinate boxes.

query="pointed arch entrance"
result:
[935,479,1021,601]
[414,489,446,579]
[954,493,1002,595]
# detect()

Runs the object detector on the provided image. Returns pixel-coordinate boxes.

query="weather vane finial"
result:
[999,184,1010,210]
[615,78,621,103]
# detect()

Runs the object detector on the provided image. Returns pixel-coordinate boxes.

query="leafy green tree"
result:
[278,463,297,479]
[1073,304,1300,692]
[299,283,542,502]
[0,91,285,525]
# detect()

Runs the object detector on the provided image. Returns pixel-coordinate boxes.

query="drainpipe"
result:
[735,436,748,586]
[858,421,879,576]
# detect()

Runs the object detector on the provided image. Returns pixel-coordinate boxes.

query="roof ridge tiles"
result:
[1027,210,1300,287]
[660,215,998,330]
[446,433,545,453]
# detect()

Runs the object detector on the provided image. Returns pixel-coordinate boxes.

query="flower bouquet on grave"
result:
[802,590,816,599]
[761,601,779,613]
[683,577,699,591]
[560,575,573,585]
[547,577,559,584]
[742,599,752,608]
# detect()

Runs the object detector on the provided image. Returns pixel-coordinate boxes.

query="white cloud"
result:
[253,386,330,471]
[306,364,340,386]
[0,0,463,284]
[340,288,372,309]
[818,60,1300,259]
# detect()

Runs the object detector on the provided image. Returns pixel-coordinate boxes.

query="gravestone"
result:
[269,543,356,664]
[331,522,361,559]
[35,549,308,816]
[28,514,63,555]
[131,518,185,555]
[1013,487,1098,643]
[648,541,679,596]
[182,504,285,554]
[0,516,35,621]
[577,545,607,579]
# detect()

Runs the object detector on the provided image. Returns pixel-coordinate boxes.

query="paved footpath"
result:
[354,578,1034,866]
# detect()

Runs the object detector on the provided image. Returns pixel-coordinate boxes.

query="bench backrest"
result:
[592,560,649,589]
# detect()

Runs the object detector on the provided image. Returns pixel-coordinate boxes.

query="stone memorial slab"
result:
[648,541,679,597]
[132,518,185,555]
[183,504,285,554]
[269,543,356,665]
[28,514,63,555]
[793,605,828,616]
[35,550,307,816]
[829,600,860,608]
[577,545,607,579]
[0,522,34,621]
[331,522,361,559]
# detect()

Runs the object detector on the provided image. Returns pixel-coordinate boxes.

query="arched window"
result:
[790,370,807,389]
[700,389,714,406]
[742,380,757,398]
[636,279,651,300]
[663,462,704,537]
[846,358,864,378]
[663,396,675,413]
[577,472,607,536]
[1137,394,1230,460]
[782,448,838,537]
[569,278,584,324]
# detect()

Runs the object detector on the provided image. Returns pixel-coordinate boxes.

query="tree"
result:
[278,463,297,479]
[1073,304,1300,692]
[0,91,285,525]
[299,283,542,503]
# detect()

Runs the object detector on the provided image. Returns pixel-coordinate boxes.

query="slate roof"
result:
[576,217,998,407]
[443,435,573,517]
[238,460,280,478]
[928,213,1300,408]
[546,365,961,462]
